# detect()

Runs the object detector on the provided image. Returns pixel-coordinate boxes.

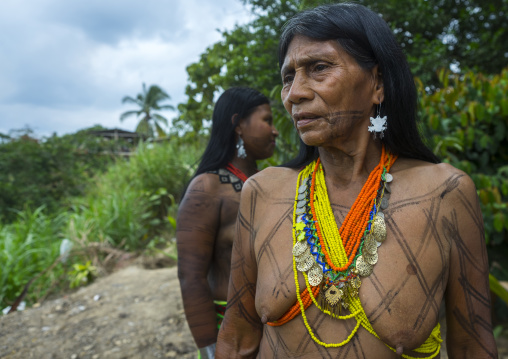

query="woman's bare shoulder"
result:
[185,172,223,196]
[242,167,298,198]
[244,166,300,190]
[393,158,477,201]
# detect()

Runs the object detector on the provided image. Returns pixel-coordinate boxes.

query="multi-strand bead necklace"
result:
[293,145,395,315]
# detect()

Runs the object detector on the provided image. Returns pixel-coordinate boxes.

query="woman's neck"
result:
[318,138,382,188]
[230,157,258,178]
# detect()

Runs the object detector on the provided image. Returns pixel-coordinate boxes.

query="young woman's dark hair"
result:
[279,3,439,168]
[192,86,270,177]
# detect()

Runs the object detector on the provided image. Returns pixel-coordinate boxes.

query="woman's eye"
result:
[283,74,294,84]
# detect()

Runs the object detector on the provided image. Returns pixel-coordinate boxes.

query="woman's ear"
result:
[232,114,242,135]
[371,65,384,104]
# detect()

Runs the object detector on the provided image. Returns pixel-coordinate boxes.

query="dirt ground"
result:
[0,263,197,359]
[1,262,506,359]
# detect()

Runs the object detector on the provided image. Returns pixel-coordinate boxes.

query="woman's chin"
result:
[299,132,325,148]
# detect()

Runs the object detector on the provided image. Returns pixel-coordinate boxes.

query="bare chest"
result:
[253,194,450,351]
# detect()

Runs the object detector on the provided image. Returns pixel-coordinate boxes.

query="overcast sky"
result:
[0,0,253,137]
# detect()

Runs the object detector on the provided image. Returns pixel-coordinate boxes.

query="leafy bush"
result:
[0,207,68,309]
[418,67,508,277]
[65,141,199,250]
[0,127,128,222]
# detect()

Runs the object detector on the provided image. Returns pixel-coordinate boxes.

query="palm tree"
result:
[120,84,175,138]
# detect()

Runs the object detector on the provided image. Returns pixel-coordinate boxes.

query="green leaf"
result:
[494,212,505,232]
[167,215,177,229]
[489,273,508,306]
[475,102,486,122]
[468,102,476,124]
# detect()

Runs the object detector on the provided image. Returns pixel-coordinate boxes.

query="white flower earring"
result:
[368,102,387,139]
[236,137,247,159]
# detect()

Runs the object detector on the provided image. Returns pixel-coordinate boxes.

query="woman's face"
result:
[280,35,382,148]
[238,103,278,160]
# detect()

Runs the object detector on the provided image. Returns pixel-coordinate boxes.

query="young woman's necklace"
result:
[225,163,250,183]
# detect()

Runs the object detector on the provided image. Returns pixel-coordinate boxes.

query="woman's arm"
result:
[177,174,221,348]
[444,172,498,358]
[216,180,263,358]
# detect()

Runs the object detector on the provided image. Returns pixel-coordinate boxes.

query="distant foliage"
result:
[0,139,201,308]
[0,127,131,223]
[418,67,508,277]
[0,207,68,309]
[66,141,200,251]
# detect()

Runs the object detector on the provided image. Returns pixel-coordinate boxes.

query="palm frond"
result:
[121,96,141,105]
[154,122,167,138]
[119,110,142,122]
[152,113,169,127]
[157,105,175,111]
[135,119,153,138]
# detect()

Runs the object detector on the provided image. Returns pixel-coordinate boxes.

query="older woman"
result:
[216,4,497,359]
[177,87,278,359]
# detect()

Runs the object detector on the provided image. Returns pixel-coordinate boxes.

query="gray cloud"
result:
[0,0,252,136]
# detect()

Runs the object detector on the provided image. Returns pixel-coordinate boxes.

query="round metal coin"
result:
[308,265,323,286]
[292,240,308,256]
[297,254,315,272]
[371,215,387,242]
[380,196,389,210]
[356,255,373,276]
[364,251,378,265]
[385,173,393,183]
[364,236,377,254]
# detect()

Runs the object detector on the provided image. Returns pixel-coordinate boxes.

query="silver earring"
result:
[368,103,387,139]
[236,137,247,159]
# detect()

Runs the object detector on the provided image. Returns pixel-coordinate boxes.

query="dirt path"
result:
[0,266,196,359]
[1,265,506,358]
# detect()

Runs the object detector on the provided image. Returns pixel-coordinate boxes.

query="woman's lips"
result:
[293,113,320,129]
[295,117,319,128]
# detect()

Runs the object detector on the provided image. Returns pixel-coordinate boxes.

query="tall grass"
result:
[65,141,199,250]
[0,207,68,308]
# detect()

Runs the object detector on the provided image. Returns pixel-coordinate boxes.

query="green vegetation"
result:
[0,139,200,309]
[66,141,198,251]
[0,207,68,309]
[0,127,122,223]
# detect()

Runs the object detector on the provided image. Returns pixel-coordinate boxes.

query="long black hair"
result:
[279,3,439,168]
[192,87,270,177]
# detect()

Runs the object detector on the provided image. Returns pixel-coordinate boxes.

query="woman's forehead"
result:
[281,36,348,71]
